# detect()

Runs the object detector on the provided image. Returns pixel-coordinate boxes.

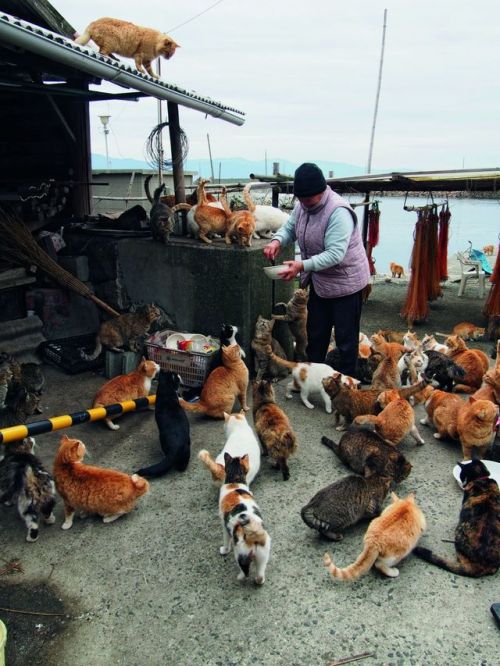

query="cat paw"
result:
[433,433,442,439]
[219,546,230,556]
[419,418,428,425]
[304,403,315,410]
[254,575,265,585]
[242,406,250,412]
[106,422,120,431]
[61,520,73,530]
[325,406,332,414]
[45,513,56,525]
[237,571,247,581]
[383,567,400,578]
[285,394,293,400]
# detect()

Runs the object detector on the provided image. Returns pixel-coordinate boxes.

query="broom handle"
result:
[87,294,121,318]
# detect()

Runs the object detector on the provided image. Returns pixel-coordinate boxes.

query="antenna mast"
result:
[367,8,388,175]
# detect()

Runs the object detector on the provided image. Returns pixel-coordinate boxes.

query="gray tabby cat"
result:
[301,473,393,540]
[272,288,308,361]
[251,315,288,381]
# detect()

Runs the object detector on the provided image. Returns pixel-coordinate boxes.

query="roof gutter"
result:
[0,14,245,126]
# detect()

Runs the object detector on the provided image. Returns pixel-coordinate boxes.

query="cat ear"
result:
[468,396,477,404]
[224,452,232,465]
[390,491,399,502]
[223,412,230,422]
[240,454,249,471]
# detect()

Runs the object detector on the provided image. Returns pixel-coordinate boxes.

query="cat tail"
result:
[178,398,209,414]
[353,415,378,426]
[413,546,497,577]
[130,474,149,496]
[171,203,192,213]
[144,175,155,203]
[323,543,379,581]
[81,336,102,361]
[219,188,232,217]
[74,27,91,46]
[136,459,173,478]
[399,379,428,400]
[320,436,338,453]
[198,449,225,482]
[242,184,256,213]
[301,504,330,533]
[267,350,297,369]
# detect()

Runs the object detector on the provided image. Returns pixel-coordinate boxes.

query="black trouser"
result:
[306,284,363,376]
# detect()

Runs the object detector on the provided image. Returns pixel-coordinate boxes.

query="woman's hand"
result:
[279,260,304,281]
[263,240,281,260]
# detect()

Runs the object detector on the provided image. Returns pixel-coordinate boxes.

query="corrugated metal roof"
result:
[0,12,246,125]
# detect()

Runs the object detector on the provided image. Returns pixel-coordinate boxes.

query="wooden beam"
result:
[167,101,185,203]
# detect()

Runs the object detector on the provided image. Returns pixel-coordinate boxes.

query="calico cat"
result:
[390,262,405,278]
[242,184,289,239]
[445,335,489,393]
[398,347,428,385]
[251,315,288,381]
[92,358,160,430]
[74,17,179,78]
[424,349,466,392]
[414,457,499,577]
[218,453,271,585]
[136,371,190,478]
[272,288,308,361]
[252,380,298,480]
[354,388,425,446]
[457,397,498,460]
[0,353,44,413]
[198,411,261,485]
[321,430,412,484]
[0,437,56,542]
[323,492,426,580]
[452,322,486,341]
[421,334,448,354]
[180,344,249,418]
[193,180,232,244]
[82,303,161,360]
[301,473,392,541]
[267,348,360,413]
[53,434,149,529]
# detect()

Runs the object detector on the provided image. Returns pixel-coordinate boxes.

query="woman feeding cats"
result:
[263,163,370,377]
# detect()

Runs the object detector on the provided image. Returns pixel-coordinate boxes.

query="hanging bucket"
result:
[0,619,6,666]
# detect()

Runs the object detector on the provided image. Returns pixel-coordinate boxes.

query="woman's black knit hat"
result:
[293,162,327,198]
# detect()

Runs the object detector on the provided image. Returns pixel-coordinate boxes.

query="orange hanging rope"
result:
[401,210,429,325]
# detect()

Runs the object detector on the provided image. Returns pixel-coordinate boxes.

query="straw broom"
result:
[0,208,120,318]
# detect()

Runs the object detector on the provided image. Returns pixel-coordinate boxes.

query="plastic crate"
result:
[145,330,219,387]
[39,334,103,374]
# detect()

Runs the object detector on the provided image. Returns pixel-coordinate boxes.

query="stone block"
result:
[58,255,89,282]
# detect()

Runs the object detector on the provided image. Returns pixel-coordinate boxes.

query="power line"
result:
[167,0,225,33]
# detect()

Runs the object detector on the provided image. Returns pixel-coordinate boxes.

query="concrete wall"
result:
[116,236,295,361]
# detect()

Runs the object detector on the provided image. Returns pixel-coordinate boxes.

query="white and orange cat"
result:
[266,347,360,413]
[92,358,159,430]
[198,411,261,485]
[323,492,426,580]
[53,435,149,529]
[180,344,248,418]
[218,453,271,585]
[452,322,486,341]
[355,388,425,446]
[74,17,179,78]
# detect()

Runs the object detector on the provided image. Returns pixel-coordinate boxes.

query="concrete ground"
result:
[1,279,498,666]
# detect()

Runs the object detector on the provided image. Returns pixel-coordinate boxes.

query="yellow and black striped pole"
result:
[0,395,156,445]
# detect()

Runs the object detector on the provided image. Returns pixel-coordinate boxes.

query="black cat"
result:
[136,371,190,478]
[424,350,466,392]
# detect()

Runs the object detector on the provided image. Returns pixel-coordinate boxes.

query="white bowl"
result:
[190,335,208,352]
[452,459,500,488]
[165,333,186,350]
[263,264,288,280]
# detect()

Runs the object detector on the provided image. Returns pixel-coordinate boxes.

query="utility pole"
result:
[367,8,388,174]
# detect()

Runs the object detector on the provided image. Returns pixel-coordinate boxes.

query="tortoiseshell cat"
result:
[251,315,288,381]
[82,303,161,360]
[252,380,298,480]
[321,429,412,484]
[272,288,308,361]
[301,473,392,540]
[0,437,56,542]
[324,493,426,580]
[0,353,44,412]
[414,457,499,576]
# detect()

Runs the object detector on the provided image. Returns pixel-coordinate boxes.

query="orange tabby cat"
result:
[193,180,232,244]
[473,342,500,405]
[390,262,405,278]
[53,434,149,529]
[92,358,159,430]
[179,344,249,418]
[323,492,426,580]
[483,244,495,255]
[457,397,499,459]
[369,339,404,392]
[74,17,179,78]
[221,196,256,247]
[370,333,408,357]
[445,335,490,393]
[452,322,486,341]
[420,389,463,440]
[354,388,425,446]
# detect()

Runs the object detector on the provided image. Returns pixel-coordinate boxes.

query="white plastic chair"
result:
[456,251,486,297]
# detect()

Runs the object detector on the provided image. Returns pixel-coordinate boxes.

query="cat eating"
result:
[74,17,179,78]
[136,371,190,478]
[53,434,149,529]
[323,492,426,580]
[218,453,271,585]
[92,358,159,430]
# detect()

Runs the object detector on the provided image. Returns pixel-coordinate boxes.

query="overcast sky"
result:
[51,0,500,172]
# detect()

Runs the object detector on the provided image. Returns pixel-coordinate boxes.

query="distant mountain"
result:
[91,154,369,179]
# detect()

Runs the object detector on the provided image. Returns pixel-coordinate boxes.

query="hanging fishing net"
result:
[438,204,451,281]
[401,211,429,324]
[483,243,500,317]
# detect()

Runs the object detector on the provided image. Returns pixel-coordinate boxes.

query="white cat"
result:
[267,349,360,412]
[243,184,289,239]
[218,452,271,585]
[198,411,261,485]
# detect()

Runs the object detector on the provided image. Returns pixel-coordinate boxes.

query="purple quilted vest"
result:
[295,187,370,298]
